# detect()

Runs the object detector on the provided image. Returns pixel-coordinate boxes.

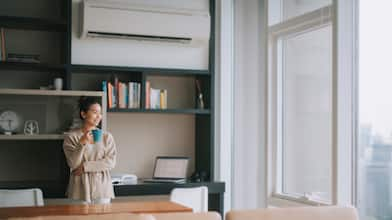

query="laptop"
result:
[143,156,189,183]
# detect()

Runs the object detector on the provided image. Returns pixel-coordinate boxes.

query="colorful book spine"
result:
[118,82,124,108]
[137,83,141,108]
[113,76,118,108]
[102,81,107,106]
[128,82,133,108]
[0,28,5,61]
[160,89,167,109]
[150,88,161,109]
[124,82,129,108]
[145,81,151,109]
[107,82,113,108]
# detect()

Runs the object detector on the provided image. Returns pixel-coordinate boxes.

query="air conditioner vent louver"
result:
[87,32,192,44]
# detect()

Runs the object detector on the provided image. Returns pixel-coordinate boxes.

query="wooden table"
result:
[0,201,192,218]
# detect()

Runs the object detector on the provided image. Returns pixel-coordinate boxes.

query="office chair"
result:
[170,186,208,212]
[0,188,44,207]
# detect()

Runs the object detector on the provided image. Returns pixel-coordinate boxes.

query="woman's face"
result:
[81,103,102,127]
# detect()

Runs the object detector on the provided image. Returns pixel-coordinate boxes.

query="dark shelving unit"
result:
[0,0,223,215]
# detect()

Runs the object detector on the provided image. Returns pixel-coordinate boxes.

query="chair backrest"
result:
[8,213,155,220]
[0,188,44,207]
[226,206,359,220]
[153,211,221,220]
[170,186,208,212]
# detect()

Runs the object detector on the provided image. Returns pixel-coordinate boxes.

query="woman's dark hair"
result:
[78,96,101,120]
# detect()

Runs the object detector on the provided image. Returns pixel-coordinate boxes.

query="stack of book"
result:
[7,53,40,63]
[103,79,141,109]
[145,80,167,109]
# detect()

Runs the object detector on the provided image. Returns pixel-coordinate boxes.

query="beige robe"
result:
[63,129,116,202]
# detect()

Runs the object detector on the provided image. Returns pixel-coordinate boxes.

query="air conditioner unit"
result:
[80,0,211,45]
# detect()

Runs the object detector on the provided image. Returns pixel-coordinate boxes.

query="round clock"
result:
[0,110,21,135]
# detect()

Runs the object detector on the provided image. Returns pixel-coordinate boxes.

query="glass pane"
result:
[281,24,332,201]
[269,0,332,26]
[358,1,392,219]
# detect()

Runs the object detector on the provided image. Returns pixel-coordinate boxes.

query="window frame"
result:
[267,5,335,206]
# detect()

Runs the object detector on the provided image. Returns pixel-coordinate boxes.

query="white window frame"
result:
[267,0,356,207]
[334,0,356,206]
[267,5,335,206]
[266,0,356,208]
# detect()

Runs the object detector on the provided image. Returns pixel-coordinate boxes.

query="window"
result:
[268,2,333,204]
[357,1,392,219]
[280,25,332,202]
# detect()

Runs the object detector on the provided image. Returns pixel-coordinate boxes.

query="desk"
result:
[0,201,191,218]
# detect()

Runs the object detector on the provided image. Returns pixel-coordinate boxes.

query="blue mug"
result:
[91,129,102,143]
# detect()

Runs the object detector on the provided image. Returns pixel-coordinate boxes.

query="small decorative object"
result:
[24,120,39,135]
[195,79,205,109]
[0,110,21,135]
[54,77,63,90]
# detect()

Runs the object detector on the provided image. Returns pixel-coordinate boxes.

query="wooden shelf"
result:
[108,108,210,115]
[71,64,210,76]
[0,16,67,32]
[0,88,104,97]
[0,134,65,140]
[0,61,65,72]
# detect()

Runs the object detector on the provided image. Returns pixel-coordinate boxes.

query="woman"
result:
[63,96,116,204]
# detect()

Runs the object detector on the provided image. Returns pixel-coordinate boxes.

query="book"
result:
[134,83,138,108]
[160,89,167,109]
[137,82,141,108]
[102,81,107,100]
[113,76,118,108]
[128,82,133,108]
[0,28,5,61]
[125,82,129,108]
[107,82,113,108]
[7,53,40,63]
[150,88,161,109]
[118,82,124,108]
[145,81,151,109]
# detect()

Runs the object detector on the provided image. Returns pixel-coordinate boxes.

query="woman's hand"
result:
[72,163,84,176]
[79,129,93,145]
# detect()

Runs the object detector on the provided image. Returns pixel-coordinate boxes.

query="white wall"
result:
[72,0,210,70]
[231,0,267,209]
[70,0,210,177]
[108,113,195,178]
